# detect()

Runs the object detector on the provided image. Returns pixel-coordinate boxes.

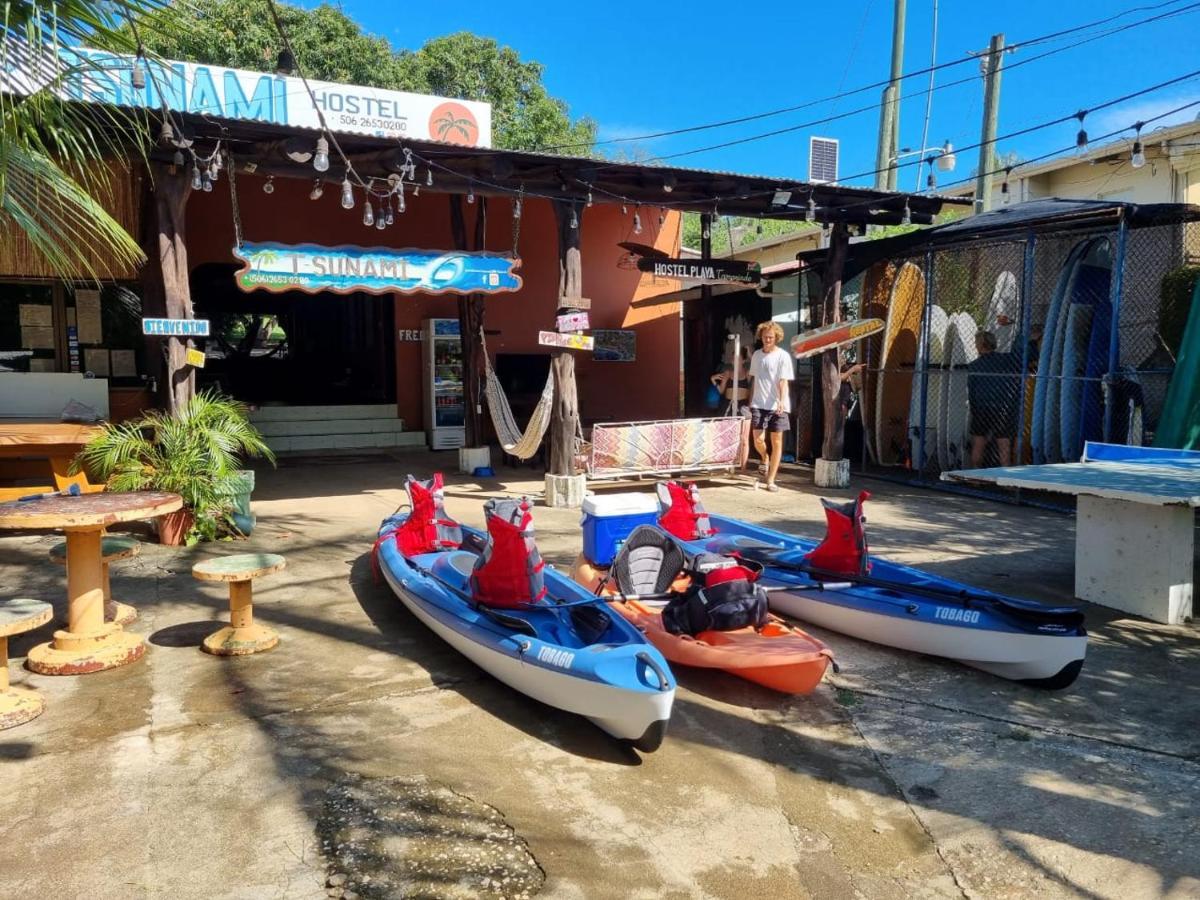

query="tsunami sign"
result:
[232,242,523,296]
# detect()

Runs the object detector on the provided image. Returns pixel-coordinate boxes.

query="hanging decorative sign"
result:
[635,257,761,285]
[4,47,492,146]
[558,296,591,311]
[556,312,590,333]
[185,348,207,368]
[538,331,594,351]
[142,318,210,336]
[232,242,523,296]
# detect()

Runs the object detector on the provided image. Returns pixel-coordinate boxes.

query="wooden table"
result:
[0,491,182,674]
[0,422,106,502]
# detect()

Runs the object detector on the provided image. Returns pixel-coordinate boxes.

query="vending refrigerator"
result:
[422,318,466,450]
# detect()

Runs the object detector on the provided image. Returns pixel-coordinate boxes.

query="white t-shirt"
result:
[749,347,795,412]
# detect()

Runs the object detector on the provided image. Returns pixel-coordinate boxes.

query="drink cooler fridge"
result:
[422,318,466,450]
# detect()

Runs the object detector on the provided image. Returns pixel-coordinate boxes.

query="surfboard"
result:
[791,318,885,359]
[860,262,899,463]
[1059,303,1094,462]
[986,270,1020,352]
[909,305,948,470]
[875,262,925,466]
[1077,241,1115,447]
[941,312,978,471]
[1032,239,1094,463]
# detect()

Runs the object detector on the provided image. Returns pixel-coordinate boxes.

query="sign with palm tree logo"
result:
[232,242,522,295]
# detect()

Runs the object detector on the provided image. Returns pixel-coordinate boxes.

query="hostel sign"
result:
[232,242,523,296]
[1,44,492,146]
[636,256,761,285]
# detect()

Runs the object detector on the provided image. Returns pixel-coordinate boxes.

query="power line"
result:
[535,0,1200,154]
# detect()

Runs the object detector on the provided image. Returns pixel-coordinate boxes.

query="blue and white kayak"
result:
[376,515,676,751]
[684,514,1088,689]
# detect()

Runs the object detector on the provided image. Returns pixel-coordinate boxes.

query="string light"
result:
[569,206,579,229]
[363,199,374,227]
[1075,110,1089,152]
[658,212,664,227]
[395,188,405,215]
[313,136,329,172]
[426,168,433,187]
[1001,168,1012,203]
[633,206,642,234]
[262,175,275,194]
[467,185,475,204]
[375,206,387,229]
[804,196,816,223]
[901,200,911,225]
[1131,121,1146,169]
[927,170,937,190]
[191,165,202,191]
[202,174,212,192]
[513,196,522,219]
[172,150,185,168]
[621,204,627,215]
[131,47,146,91]
[341,177,355,210]
[702,220,711,240]
[310,179,324,200]
[587,188,593,207]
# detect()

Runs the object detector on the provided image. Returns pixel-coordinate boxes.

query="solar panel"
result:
[809,137,839,184]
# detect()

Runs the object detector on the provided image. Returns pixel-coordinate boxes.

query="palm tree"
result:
[1,0,172,279]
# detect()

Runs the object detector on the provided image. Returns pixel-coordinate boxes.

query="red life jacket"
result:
[470,498,548,609]
[393,474,463,557]
[804,490,871,576]
[656,481,714,541]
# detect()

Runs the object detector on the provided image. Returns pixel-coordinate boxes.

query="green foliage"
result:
[74,390,275,544]
[1,0,160,279]
[1159,266,1200,359]
[132,2,595,152]
[682,214,819,253]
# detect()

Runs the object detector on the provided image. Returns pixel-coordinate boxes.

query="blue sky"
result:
[307,0,1200,188]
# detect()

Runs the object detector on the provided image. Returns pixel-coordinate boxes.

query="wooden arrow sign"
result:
[556,311,590,332]
[558,295,591,311]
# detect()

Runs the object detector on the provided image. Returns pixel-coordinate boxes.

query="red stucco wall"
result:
[184,172,682,430]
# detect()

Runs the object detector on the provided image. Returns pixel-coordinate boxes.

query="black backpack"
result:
[660,552,770,637]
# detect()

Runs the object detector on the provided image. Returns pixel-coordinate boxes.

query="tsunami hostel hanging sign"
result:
[232,242,523,296]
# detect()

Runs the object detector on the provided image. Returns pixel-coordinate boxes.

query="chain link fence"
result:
[840,214,1200,503]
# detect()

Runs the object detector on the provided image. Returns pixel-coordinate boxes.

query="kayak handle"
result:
[636,651,672,692]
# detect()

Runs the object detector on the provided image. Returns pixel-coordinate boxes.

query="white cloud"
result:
[1089,92,1200,137]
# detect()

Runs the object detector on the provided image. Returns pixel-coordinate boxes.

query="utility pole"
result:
[875,0,906,191]
[974,33,1005,213]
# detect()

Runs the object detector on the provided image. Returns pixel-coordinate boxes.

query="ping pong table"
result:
[943,442,1200,625]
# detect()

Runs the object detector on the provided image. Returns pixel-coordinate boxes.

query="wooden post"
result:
[549,200,583,476]
[449,195,487,446]
[819,224,851,461]
[148,161,196,415]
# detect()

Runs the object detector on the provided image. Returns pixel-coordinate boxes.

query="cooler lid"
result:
[581,492,659,517]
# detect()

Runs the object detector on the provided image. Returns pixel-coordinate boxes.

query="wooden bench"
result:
[192,553,285,656]
[0,599,53,730]
[0,422,106,502]
[49,536,140,627]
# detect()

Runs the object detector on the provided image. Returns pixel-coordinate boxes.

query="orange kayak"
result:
[571,556,834,695]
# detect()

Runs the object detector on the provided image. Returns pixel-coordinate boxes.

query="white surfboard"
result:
[985,270,1019,353]
[941,312,978,471]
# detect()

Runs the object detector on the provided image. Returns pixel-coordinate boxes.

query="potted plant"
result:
[74,390,275,546]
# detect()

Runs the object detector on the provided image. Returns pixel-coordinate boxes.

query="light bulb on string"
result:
[804,196,816,223]
[172,150,185,168]
[375,209,387,230]
[1075,111,1088,153]
[569,206,579,229]
[901,201,911,226]
[658,212,664,227]
[927,171,937,191]
[191,165,202,191]
[313,136,330,172]
[426,168,433,187]
[310,180,324,200]
[341,178,355,210]
[395,189,404,216]
[262,175,274,194]
[513,197,522,220]
[202,174,213,192]
[586,189,593,207]
[467,185,475,204]
[208,159,219,183]
[363,199,374,227]
[702,221,711,240]
[633,206,642,235]
[1131,122,1146,169]
[131,47,146,91]
[621,204,627,215]
[756,223,763,235]
[1001,169,1012,204]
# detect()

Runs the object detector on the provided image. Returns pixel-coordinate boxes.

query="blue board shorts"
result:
[751,407,790,432]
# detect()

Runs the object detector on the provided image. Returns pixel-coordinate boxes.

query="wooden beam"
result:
[148,161,196,415]
[549,200,583,476]
[819,224,851,461]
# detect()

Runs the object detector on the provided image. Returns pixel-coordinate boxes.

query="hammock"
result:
[481,332,555,460]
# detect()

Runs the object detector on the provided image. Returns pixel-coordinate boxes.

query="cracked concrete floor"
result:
[0,452,1197,899]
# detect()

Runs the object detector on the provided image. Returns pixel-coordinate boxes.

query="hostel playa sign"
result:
[1,43,492,146]
[232,242,523,296]
[636,256,761,285]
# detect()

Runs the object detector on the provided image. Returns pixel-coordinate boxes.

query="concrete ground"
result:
[0,452,1197,899]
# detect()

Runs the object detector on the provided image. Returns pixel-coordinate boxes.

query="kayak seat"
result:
[612,526,687,595]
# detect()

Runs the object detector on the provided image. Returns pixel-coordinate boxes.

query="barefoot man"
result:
[748,321,794,492]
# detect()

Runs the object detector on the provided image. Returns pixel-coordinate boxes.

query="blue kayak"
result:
[376,513,676,751]
[677,513,1088,690]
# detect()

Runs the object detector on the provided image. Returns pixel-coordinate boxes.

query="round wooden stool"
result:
[49,536,140,627]
[1,599,53,729]
[192,553,285,656]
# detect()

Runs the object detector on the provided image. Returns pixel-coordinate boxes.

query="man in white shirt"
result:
[748,321,794,492]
